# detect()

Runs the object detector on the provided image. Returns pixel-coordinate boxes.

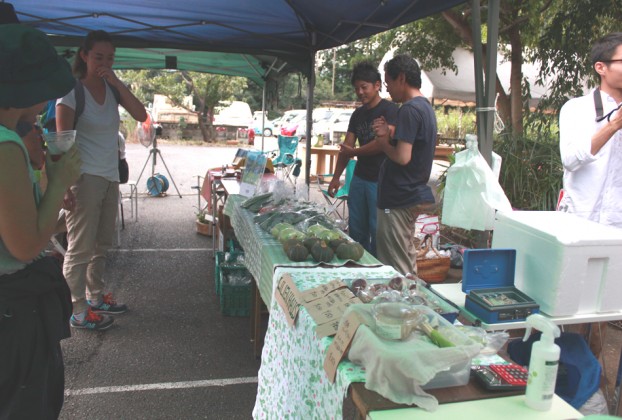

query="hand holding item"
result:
[96,66,121,87]
[372,116,390,148]
[372,116,390,139]
[327,177,341,197]
[46,143,81,192]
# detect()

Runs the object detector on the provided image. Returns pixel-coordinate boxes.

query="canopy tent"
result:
[55,46,273,86]
[12,0,500,185]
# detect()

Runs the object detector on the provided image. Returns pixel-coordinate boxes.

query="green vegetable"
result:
[303,237,321,252]
[286,244,309,262]
[282,238,304,255]
[335,242,365,261]
[311,241,334,263]
[328,238,348,251]
[278,228,305,244]
[271,222,294,238]
[317,229,341,242]
[241,192,273,211]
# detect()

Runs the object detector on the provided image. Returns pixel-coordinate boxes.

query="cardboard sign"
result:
[305,289,361,325]
[274,274,301,327]
[315,319,342,339]
[300,279,345,303]
[323,310,363,383]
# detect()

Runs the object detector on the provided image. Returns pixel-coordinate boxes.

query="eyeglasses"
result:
[596,102,622,123]
[601,59,622,64]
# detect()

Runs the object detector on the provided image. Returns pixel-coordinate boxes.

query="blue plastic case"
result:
[462,249,539,324]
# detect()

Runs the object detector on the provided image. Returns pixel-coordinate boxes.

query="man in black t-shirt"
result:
[372,54,437,275]
[327,62,398,256]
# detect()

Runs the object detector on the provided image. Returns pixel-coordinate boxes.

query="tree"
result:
[373,0,621,134]
[119,70,248,142]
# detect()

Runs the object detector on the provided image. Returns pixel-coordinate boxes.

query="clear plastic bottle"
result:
[523,314,561,411]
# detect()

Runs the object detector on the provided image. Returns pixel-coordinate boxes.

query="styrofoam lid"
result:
[495,211,622,246]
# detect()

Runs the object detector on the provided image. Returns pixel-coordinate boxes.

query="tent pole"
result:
[482,0,500,167]
[304,48,316,190]
[471,0,499,167]
[471,0,485,146]
[261,83,266,152]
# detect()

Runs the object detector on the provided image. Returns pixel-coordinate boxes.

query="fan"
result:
[137,111,156,147]
[134,111,181,198]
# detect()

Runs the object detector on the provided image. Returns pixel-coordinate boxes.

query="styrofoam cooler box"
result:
[491,211,622,316]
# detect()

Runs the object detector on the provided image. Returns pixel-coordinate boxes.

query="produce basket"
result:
[416,236,450,283]
[219,264,252,316]
[215,248,246,293]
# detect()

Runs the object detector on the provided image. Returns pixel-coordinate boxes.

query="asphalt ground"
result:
[59,140,272,420]
[58,139,622,418]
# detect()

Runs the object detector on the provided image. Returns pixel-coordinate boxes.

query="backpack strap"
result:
[73,79,85,130]
[73,79,121,129]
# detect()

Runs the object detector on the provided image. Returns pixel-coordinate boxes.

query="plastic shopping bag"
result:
[441,135,512,231]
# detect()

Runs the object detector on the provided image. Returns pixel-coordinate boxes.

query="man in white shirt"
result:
[559,32,622,359]
[559,32,622,228]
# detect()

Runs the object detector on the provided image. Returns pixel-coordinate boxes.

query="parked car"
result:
[280,110,307,136]
[273,109,305,135]
[295,107,335,140]
[328,109,354,143]
[251,111,275,136]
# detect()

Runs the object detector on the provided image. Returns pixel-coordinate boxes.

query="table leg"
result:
[316,151,326,175]
[615,345,622,415]
[250,281,264,359]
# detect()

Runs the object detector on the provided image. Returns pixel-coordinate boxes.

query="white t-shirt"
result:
[57,83,120,182]
[559,89,622,227]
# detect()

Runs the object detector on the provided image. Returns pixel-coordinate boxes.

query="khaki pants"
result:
[376,203,437,276]
[63,174,119,314]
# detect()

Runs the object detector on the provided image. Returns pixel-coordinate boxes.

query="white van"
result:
[213,101,252,127]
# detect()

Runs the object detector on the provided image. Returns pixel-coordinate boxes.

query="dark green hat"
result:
[0,24,75,108]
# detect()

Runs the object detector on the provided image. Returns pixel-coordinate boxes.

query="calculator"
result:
[472,363,528,391]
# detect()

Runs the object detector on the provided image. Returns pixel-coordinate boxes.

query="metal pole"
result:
[482,0,500,167]
[470,0,486,147]
[261,83,266,152]
[304,37,316,189]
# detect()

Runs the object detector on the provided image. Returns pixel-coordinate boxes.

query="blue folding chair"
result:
[318,159,356,223]
[271,135,301,186]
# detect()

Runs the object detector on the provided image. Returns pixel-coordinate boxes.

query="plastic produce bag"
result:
[442,135,512,231]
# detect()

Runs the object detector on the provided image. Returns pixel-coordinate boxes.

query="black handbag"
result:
[118,158,129,184]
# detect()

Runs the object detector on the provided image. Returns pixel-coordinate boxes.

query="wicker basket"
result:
[416,236,450,283]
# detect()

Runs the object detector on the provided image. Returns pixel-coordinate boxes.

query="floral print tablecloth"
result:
[253,265,399,419]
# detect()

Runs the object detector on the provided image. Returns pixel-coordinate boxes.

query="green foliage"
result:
[435,107,477,141]
[494,132,563,211]
[117,69,248,141]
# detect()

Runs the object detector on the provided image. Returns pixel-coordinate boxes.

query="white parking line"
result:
[111,248,212,252]
[65,376,258,396]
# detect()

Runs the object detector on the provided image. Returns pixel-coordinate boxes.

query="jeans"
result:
[347,175,378,256]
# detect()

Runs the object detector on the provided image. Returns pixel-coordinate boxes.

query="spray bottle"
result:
[523,314,561,411]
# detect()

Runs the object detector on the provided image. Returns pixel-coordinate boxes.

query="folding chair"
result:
[271,135,301,185]
[318,159,356,223]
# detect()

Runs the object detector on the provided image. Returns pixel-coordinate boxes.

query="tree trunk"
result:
[508,27,524,134]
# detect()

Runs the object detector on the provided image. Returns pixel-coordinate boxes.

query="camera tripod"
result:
[135,137,182,198]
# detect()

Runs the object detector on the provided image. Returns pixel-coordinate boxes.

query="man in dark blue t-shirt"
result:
[327,62,398,256]
[372,54,437,275]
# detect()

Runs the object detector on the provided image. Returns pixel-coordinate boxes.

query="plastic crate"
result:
[215,251,224,295]
[219,265,252,316]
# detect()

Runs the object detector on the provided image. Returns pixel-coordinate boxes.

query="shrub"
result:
[494,132,563,211]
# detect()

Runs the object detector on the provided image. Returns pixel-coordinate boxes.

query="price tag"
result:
[275,274,301,327]
[300,279,345,303]
[323,311,363,383]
